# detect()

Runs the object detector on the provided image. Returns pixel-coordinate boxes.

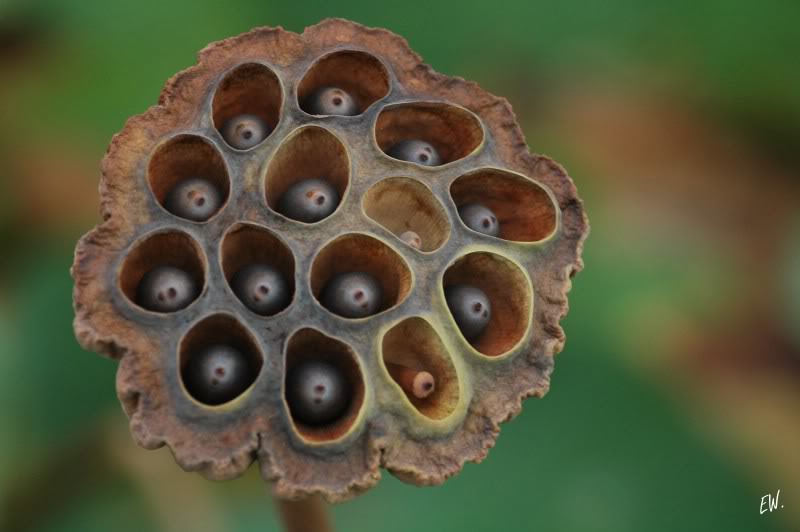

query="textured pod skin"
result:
[71,19,588,502]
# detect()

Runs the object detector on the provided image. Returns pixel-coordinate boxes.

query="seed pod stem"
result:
[275,495,333,532]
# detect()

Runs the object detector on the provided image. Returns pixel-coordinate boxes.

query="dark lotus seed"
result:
[303,86,359,116]
[164,177,222,222]
[457,203,500,237]
[231,264,290,316]
[136,266,199,312]
[277,178,339,223]
[286,360,350,426]
[320,272,383,319]
[387,139,442,166]
[182,344,254,405]
[444,284,492,341]
[221,113,269,150]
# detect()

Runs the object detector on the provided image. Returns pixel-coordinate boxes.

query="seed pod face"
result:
[72,19,588,502]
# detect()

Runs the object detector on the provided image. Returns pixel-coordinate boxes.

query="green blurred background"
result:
[1,1,798,531]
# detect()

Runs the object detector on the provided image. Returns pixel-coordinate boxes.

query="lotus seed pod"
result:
[71,19,588,505]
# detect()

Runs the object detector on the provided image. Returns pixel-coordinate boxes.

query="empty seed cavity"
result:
[363,177,450,252]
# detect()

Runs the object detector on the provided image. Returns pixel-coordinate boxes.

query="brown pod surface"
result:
[71,18,588,502]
